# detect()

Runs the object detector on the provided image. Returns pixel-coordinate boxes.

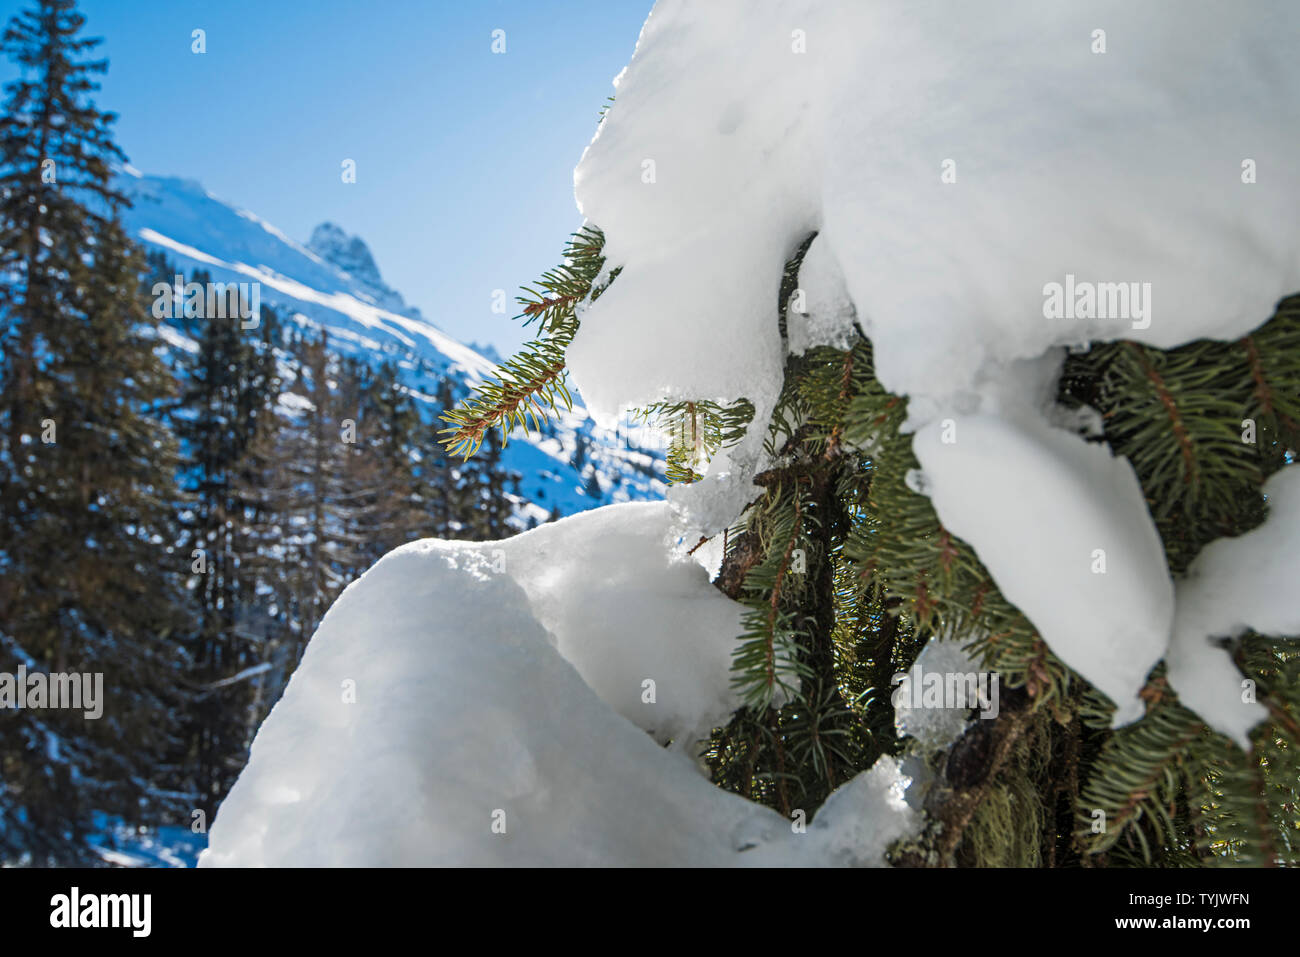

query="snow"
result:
[912,400,1172,726]
[136,227,490,376]
[890,636,997,814]
[1166,466,1300,748]
[201,502,916,866]
[567,0,1300,723]
[894,637,983,751]
[573,0,1298,411]
[570,4,820,419]
[488,502,742,746]
[307,222,386,289]
[153,324,198,355]
[87,813,204,869]
[787,236,859,357]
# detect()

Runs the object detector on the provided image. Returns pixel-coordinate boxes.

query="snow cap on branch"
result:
[570,0,1300,722]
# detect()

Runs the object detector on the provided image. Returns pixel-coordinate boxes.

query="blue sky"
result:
[0,0,653,353]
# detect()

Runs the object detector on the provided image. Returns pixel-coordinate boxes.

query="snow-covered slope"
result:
[120,169,664,523]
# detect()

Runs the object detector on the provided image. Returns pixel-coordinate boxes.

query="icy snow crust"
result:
[201,503,916,866]
[570,0,1300,734]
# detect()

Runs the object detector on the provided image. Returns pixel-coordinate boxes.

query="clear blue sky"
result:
[0,0,653,353]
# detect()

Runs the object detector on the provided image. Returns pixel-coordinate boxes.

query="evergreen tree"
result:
[0,0,188,863]
[257,333,377,646]
[434,375,523,539]
[348,360,429,563]
[172,271,280,819]
[425,379,464,536]
[228,336,306,725]
[445,215,1300,866]
[466,426,519,539]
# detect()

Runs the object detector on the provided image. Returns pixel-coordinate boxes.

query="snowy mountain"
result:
[118,169,665,524]
[305,222,387,292]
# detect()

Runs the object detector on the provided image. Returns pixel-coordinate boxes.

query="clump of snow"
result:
[570,6,820,421]
[568,0,1300,724]
[574,0,1300,415]
[667,470,767,540]
[890,636,997,814]
[740,756,916,867]
[787,236,859,357]
[1166,466,1300,748]
[894,637,985,750]
[478,501,744,746]
[913,407,1172,725]
[201,502,917,866]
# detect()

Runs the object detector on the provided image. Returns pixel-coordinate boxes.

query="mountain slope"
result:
[119,169,664,524]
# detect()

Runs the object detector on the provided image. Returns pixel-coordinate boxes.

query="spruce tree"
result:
[172,270,280,819]
[426,376,517,538]
[345,359,428,563]
[466,426,519,540]
[0,0,188,863]
[426,379,465,536]
[444,216,1300,866]
[262,333,378,645]
[228,329,309,725]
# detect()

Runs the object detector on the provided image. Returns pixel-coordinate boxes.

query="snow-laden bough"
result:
[570,0,1300,735]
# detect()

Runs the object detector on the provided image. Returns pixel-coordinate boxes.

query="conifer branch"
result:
[439,225,614,457]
